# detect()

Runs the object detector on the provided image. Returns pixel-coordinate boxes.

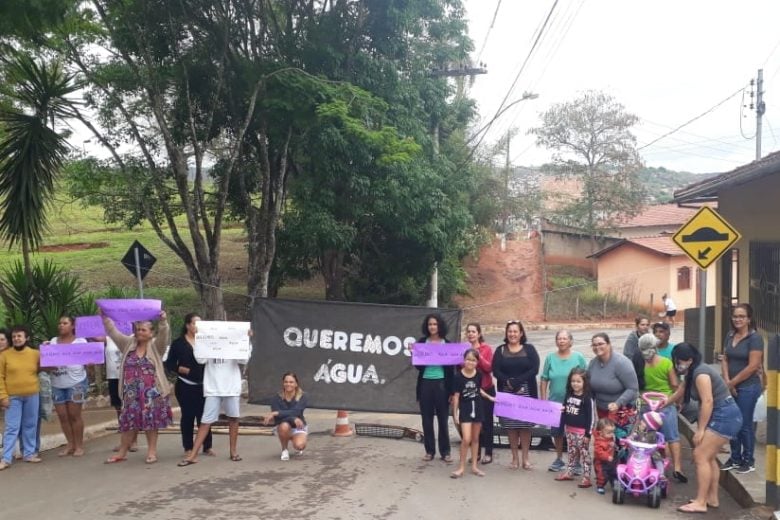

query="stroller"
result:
[612,392,669,509]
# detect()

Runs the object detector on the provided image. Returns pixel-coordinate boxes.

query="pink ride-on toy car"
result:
[612,392,669,509]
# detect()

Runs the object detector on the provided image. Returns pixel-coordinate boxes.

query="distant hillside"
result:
[637,166,713,204]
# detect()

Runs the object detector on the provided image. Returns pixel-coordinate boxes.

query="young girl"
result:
[451,349,494,478]
[554,368,594,488]
[593,418,617,495]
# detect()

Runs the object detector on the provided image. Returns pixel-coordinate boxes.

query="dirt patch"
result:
[455,236,544,326]
[39,241,109,252]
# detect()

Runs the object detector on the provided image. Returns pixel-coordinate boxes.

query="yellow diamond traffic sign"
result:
[672,206,741,269]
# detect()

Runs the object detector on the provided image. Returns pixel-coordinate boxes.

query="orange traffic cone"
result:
[333,409,354,437]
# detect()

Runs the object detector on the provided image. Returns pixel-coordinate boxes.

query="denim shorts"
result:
[52,378,89,405]
[707,397,743,440]
[659,404,680,443]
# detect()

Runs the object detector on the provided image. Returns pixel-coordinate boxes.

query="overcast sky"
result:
[463,0,780,175]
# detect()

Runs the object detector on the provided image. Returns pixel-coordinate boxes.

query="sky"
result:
[463,0,780,175]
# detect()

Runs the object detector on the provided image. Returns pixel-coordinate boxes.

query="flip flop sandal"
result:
[421,454,434,462]
[481,455,493,465]
[230,454,243,462]
[145,456,158,464]
[104,456,127,464]
[177,460,197,467]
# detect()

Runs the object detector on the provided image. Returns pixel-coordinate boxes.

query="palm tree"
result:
[0,53,79,276]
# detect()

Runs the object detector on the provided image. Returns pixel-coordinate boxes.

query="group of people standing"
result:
[0,308,309,470]
[413,305,762,515]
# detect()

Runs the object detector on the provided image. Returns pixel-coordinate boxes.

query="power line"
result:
[475,0,502,63]
[637,87,745,151]
[467,0,559,152]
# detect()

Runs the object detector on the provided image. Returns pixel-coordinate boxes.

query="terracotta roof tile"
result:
[615,203,715,228]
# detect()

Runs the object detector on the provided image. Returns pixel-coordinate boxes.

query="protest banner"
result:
[249,298,462,413]
[494,391,562,427]
[40,342,105,367]
[410,342,470,366]
[194,321,252,360]
[76,315,133,337]
[96,299,162,322]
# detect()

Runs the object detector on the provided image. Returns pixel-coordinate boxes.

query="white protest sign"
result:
[194,321,252,360]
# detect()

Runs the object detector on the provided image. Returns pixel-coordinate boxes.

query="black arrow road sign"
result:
[121,240,156,280]
[697,246,712,260]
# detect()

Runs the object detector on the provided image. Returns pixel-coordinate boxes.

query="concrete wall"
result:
[542,230,618,274]
[596,244,716,312]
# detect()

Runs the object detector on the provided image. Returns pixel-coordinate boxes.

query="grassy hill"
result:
[636,166,712,204]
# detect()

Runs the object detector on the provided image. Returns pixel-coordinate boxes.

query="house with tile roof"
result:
[588,235,716,314]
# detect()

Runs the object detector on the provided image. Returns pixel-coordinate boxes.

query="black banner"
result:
[248,298,462,413]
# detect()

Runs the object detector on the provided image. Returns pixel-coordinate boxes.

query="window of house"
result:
[677,266,691,290]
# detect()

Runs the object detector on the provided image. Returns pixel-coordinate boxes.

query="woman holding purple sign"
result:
[414,313,453,463]
[46,316,88,457]
[491,320,540,470]
[101,307,172,465]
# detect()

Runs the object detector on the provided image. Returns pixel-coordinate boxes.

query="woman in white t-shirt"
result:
[48,316,88,457]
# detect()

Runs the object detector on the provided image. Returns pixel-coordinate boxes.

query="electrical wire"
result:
[637,87,745,151]
[475,0,502,64]
[467,0,559,152]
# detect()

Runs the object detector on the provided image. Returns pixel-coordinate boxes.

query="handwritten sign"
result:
[76,315,132,338]
[194,321,252,360]
[410,342,470,366]
[40,342,105,367]
[494,391,562,427]
[96,299,162,322]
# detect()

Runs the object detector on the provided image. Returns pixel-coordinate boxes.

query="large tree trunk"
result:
[322,249,346,301]
[198,273,225,320]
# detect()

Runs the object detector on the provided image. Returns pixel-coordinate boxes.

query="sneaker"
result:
[280,450,290,461]
[596,487,605,495]
[572,463,583,476]
[736,463,755,474]
[548,458,565,472]
[720,458,739,471]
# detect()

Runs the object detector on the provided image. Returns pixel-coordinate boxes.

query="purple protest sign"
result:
[76,316,105,339]
[76,315,132,337]
[494,391,562,427]
[40,342,105,367]
[411,342,470,366]
[96,299,162,322]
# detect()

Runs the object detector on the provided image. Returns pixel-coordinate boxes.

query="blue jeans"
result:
[730,383,762,465]
[3,394,40,463]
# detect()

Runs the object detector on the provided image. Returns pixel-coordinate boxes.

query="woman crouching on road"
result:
[263,372,308,461]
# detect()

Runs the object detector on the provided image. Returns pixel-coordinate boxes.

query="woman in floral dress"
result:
[101,309,172,464]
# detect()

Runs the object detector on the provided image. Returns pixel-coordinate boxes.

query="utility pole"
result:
[502,130,512,234]
[756,68,766,160]
[426,62,488,308]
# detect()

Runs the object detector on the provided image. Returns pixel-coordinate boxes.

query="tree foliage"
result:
[531,90,644,240]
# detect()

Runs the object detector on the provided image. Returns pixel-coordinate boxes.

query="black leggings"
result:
[480,386,496,456]
[419,379,450,457]
[175,381,212,452]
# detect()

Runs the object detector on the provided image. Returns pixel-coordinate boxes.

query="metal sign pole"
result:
[698,268,706,353]
[134,246,144,298]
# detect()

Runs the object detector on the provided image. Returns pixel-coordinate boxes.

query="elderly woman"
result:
[263,372,308,460]
[102,309,172,464]
[47,316,88,457]
[720,303,764,474]
[0,326,42,470]
[587,332,638,439]
[540,329,587,472]
[492,320,540,470]
[671,343,742,514]
[631,333,686,482]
